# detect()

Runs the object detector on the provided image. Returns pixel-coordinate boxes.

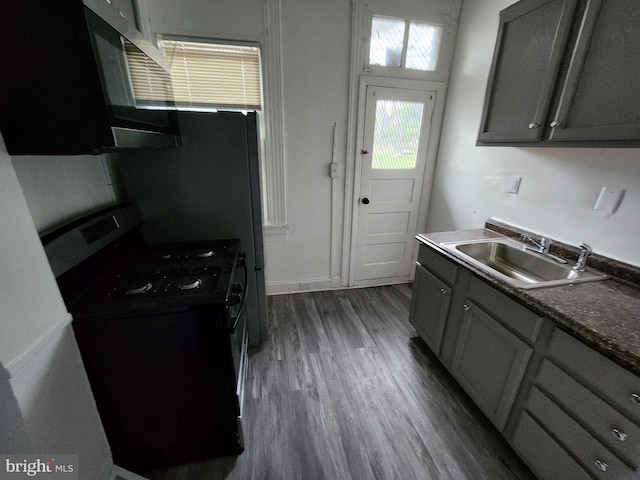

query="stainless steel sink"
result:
[440,238,608,289]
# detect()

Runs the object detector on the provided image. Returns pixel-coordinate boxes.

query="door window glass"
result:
[371,100,424,169]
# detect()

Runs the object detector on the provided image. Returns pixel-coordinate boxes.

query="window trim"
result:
[261,0,288,238]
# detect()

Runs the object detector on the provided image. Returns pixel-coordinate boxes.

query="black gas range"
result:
[42,204,248,474]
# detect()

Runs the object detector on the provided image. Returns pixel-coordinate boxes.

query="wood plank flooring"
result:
[147,285,537,480]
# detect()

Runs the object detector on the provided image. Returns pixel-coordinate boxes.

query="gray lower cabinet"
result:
[512,411,593,480]
[513,329,640,480]
[449,276,542,431]
[409,245,458,356]
[411,242,640,480]
[409,263,453,355]
[410,246,541,431]
[450,300,532,430]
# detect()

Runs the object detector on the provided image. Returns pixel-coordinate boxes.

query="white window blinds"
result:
[125,43,174,105]
[161,40,262,110]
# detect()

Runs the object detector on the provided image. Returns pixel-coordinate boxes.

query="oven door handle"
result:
[229,254,248,334]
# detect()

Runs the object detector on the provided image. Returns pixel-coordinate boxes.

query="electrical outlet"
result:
[594,187,625,214]
[508,175,522,194]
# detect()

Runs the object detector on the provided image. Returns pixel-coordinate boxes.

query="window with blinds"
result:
[126,39,262,111]
[162,40,262,111]
[124,42,174,106]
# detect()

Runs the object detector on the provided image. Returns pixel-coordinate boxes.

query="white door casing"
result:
[352,85,435,285]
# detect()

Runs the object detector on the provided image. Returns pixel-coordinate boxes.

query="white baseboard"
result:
[266,277,413,295]
[266,277,343,295]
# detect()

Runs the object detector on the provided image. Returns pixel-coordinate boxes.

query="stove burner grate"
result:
[127,282,153,295]
[176,278,202,290]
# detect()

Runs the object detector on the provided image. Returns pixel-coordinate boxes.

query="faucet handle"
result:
[573,243,593,271]
[579,243,592,255]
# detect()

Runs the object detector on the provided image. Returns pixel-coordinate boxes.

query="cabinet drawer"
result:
[537,359,640,468]
[526,386,636,480]
[547,329,640,423]
[513,411,592,480]
[467,277,542,343]
[417,245,458,285]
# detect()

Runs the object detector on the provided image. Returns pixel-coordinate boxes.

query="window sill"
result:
[263,223,289,242]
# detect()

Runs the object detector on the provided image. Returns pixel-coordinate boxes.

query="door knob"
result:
[361,197,370,205]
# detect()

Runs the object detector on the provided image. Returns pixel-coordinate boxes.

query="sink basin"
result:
[440,238,608,289]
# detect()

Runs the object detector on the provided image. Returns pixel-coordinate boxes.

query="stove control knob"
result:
[230,293,243,306]
[232,283,243,294]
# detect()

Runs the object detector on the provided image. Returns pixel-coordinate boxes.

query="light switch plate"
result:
[508,175,522,194]
[593,187,625,214]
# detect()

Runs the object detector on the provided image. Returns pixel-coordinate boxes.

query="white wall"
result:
[0,136,112,479]
[428,0,640,266]
[268,0,352,289]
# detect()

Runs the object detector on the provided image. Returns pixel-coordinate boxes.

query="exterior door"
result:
[353,85,435,285]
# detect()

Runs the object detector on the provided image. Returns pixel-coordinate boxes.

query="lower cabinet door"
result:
[451,300,532,430]
[409,263,452,356]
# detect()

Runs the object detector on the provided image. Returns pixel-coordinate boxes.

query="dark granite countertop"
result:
[416,227,640,377]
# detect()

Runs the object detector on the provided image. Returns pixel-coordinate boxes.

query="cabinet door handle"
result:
[631,393,640,405]
[528,122,539,129]
[550,121,562,128]
[611,428,627,442]
[463,304,470,311]
[440,288,448,295]
[594,459,608,472]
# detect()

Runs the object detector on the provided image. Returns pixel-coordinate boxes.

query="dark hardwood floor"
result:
[147,285,537,480]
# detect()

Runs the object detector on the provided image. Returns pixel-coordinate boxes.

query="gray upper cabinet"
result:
[478,0,577,143]
[478,0,640,146]
[548,0,640,142]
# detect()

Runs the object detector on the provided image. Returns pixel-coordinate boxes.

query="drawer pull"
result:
[594,459,608,472]
[440,288,448,295]
[632,393,640,405]
[611,428,627,442]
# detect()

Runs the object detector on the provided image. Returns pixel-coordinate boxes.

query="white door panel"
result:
[367,212,411,235]
[353,85,435,284]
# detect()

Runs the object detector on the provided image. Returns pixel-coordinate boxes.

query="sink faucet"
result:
[573,244,592,271]
[521,234,568,264]
[521,234,551,254]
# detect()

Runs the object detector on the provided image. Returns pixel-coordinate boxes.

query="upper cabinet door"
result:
[477,0,578,143]
[549,0,640,142]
